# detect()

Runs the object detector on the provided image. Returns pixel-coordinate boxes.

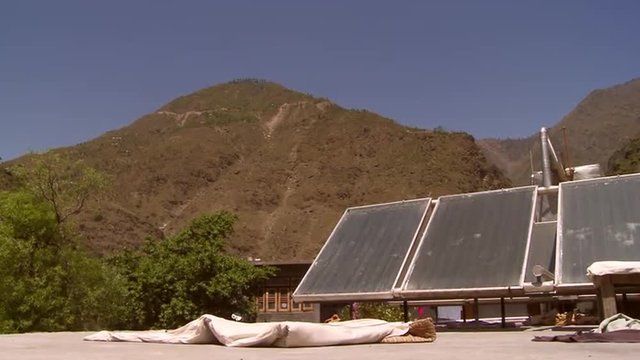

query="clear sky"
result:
[1,0,639,161]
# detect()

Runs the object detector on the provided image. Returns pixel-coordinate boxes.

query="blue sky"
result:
[1,0,639,161]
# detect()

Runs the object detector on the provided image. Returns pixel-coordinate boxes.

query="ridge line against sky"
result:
[1,0,640,161]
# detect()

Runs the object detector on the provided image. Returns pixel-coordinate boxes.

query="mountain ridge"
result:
[1,79,509,261]
[478,78,640,184]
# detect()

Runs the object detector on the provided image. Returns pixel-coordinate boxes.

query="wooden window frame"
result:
[256,293,265,312]
[278,288,290,312]
[291,300,302,312]
[266,288,277,312]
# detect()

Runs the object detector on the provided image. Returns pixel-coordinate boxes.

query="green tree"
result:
[607,137,640,175]
[11,151,108,226]
[0,152,124,333]
[110,211,274,329]
[0,151,270,333]
[0,191,127,333]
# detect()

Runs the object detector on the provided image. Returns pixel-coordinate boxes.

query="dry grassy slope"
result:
[479,78,640,185]
[1,80,509,261]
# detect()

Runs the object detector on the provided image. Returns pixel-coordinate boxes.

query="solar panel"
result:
[557,174,640,284]
[401,186,537,296]
[524,221,556,283]
[292,198,430,302]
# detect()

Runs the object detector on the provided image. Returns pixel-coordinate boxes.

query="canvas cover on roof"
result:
[293,199,430,302]
[557,174,640,284]
[402,186,537,294]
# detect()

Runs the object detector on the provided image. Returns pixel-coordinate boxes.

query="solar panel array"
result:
[403,186,536,292]
[293,199,430,301]
[294,173,640,301]
[557,174,640,284]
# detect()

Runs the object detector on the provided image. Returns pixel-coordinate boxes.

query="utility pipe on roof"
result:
[546,137,568,182]
[537,185,559,195]
[540,127,552,187]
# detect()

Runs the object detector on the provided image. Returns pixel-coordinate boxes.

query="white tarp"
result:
[596,313,640,333]
[586,261,640,278]
[84,315,413,347]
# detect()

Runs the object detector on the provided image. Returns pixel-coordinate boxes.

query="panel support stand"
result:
[592,274,640,320]
[597,277,617,320]
[500,297,506,328]
[462,302,467,323]
[474,298,479,322]
[403,301,409,322]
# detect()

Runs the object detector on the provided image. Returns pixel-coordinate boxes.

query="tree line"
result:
[0,152,272,333]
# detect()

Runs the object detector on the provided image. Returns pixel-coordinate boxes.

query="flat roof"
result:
[1,330,634,360]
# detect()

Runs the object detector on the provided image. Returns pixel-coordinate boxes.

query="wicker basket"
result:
[381,318,436,344]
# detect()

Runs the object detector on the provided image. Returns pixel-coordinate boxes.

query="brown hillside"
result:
[1,80,509,261]
[479,78,640,185]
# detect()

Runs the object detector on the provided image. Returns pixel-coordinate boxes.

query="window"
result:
[256,294,265,312]
[257,277,313,313]
[266,288,277,312]
[291,301,302,312]
[290,277,303,311]
[278,288,290,311]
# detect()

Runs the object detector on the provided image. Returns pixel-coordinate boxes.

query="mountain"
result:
[0,80,509,261]
[479,78,640,185]
[607,137,640,175]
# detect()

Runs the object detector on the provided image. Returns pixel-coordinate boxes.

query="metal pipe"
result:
[399,286,526,300]
[500,297,506,328]
[547,137,561,167]
[532,265,555,281]
[292,291,395,303]
[540,127,553,187]
[546,137,568,181]
[537,186,559,195]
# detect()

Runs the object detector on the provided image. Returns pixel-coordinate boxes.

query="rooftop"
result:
[2,330,635,360]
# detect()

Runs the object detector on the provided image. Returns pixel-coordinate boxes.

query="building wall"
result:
[255,263,320,323]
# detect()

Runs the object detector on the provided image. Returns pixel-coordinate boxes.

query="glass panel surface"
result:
[404,187,536,290]
[559,175,640,284]
[294,199,430,297]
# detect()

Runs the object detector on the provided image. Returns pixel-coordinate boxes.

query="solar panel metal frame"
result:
[523,220,557,283]
[292,198,431,302]
[399,186,538,299]
[556,173,640,290]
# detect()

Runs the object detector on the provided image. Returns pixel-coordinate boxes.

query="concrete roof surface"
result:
[1,330,637,360]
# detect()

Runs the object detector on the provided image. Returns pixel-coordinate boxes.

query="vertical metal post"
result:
[403,301,409,322]
[540,127,552,187]
[462,302,467,323]
[539,127,554,221]
[500,297,506,328]
[474,298,479,322]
